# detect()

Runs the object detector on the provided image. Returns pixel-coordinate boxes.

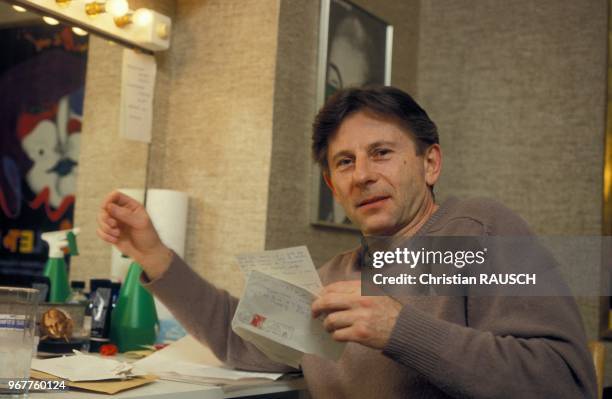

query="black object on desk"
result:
[89,279,112,352]
[38,337,88,354]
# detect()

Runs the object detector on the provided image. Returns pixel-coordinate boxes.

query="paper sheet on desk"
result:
[133,335,283,384]
[31,351,146,381]
[137,361,283,382]
[136,335,223,368]
[232,268,345,369]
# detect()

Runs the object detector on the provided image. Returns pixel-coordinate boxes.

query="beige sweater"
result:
[143,197,596,398]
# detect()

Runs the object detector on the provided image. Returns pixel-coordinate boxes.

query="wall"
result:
[415,0,608,382]
[72,0,176,283]
[145,0,281,296]
[266,0,420,267]
[418,1,606,235]
[72,37,150,283]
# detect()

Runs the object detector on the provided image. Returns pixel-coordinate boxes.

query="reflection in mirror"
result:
[0,0,88,277]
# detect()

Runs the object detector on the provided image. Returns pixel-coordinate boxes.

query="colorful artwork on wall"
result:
[0,23,88,276]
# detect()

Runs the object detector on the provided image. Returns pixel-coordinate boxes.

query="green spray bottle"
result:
[41,228,80,303]
[110,261,159,352]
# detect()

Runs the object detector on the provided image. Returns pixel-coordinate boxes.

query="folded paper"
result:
[232,246,346,368]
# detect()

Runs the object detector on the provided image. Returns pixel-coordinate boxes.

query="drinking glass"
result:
[0,287,39,397]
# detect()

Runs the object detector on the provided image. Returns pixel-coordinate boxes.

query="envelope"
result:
[30,370,158,395]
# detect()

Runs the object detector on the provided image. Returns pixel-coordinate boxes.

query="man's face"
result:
[324,111,436,236]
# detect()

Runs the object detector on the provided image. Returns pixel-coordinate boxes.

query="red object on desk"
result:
[100,343,118,356]
[250,314,266,328]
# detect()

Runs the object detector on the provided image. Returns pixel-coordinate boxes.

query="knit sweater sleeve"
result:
[141,252,297,373]
[382,296,596,398]
[381,199,597,398]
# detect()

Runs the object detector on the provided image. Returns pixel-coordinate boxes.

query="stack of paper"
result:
[31,351,146,381]
[232,246,346,368]
[133,336,283,385]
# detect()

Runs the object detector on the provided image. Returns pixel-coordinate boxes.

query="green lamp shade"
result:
[110,262,158,352]
[43,258,71,302]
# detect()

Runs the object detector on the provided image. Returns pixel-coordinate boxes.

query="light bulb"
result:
[113,14,131,27]
[106,0,129,17]
[12,5,27,12]
[156,23,169,39]
[133,8,153,27]
[72,27,88,36]
[42,16,60,25]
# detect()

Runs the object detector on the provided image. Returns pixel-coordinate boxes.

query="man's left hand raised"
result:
[311,280,402,350]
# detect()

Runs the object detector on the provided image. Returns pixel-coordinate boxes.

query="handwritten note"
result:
[232,270,345,368]
[119,49,156,143]
[235,246,322,294]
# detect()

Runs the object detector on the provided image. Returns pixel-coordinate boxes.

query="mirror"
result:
[0,1,148,279]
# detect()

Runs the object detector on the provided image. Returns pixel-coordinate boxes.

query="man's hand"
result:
[96,190,172,280]
[311,280,402,350]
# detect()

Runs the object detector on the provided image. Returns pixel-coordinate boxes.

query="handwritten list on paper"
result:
[119,49,156,143]
[235,246,323,294]
[232,247,346,368]
[233,270,345,368]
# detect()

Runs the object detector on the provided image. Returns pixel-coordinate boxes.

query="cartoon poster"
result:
[0,24,88,276]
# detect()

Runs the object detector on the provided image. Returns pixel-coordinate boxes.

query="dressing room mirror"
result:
[0,1,148,276]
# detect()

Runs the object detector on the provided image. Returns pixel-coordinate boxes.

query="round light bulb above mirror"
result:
[85,2,104,16]
[12,5,27,12]
[133,8,153,27]
[106,0,129,17]
[55,0,71,8]
[42,16,60,25]
[72,27,88,36]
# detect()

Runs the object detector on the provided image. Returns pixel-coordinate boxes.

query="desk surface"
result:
[28,378,306,399]
[223,379,306,398]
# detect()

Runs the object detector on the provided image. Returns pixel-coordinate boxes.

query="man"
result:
[97,86,596,398]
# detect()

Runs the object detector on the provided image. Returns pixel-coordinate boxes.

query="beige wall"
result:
[416,0,608,383]
[72,0,176,283]
[72,36,150,283]
[418,1,607,236]
[146,0,281,296]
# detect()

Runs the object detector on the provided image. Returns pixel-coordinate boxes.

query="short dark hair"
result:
[312,86,439,171]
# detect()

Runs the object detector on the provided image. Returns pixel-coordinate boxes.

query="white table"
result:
[29,379,222,399]
[28,378,306,398]
[224,378,306,398]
